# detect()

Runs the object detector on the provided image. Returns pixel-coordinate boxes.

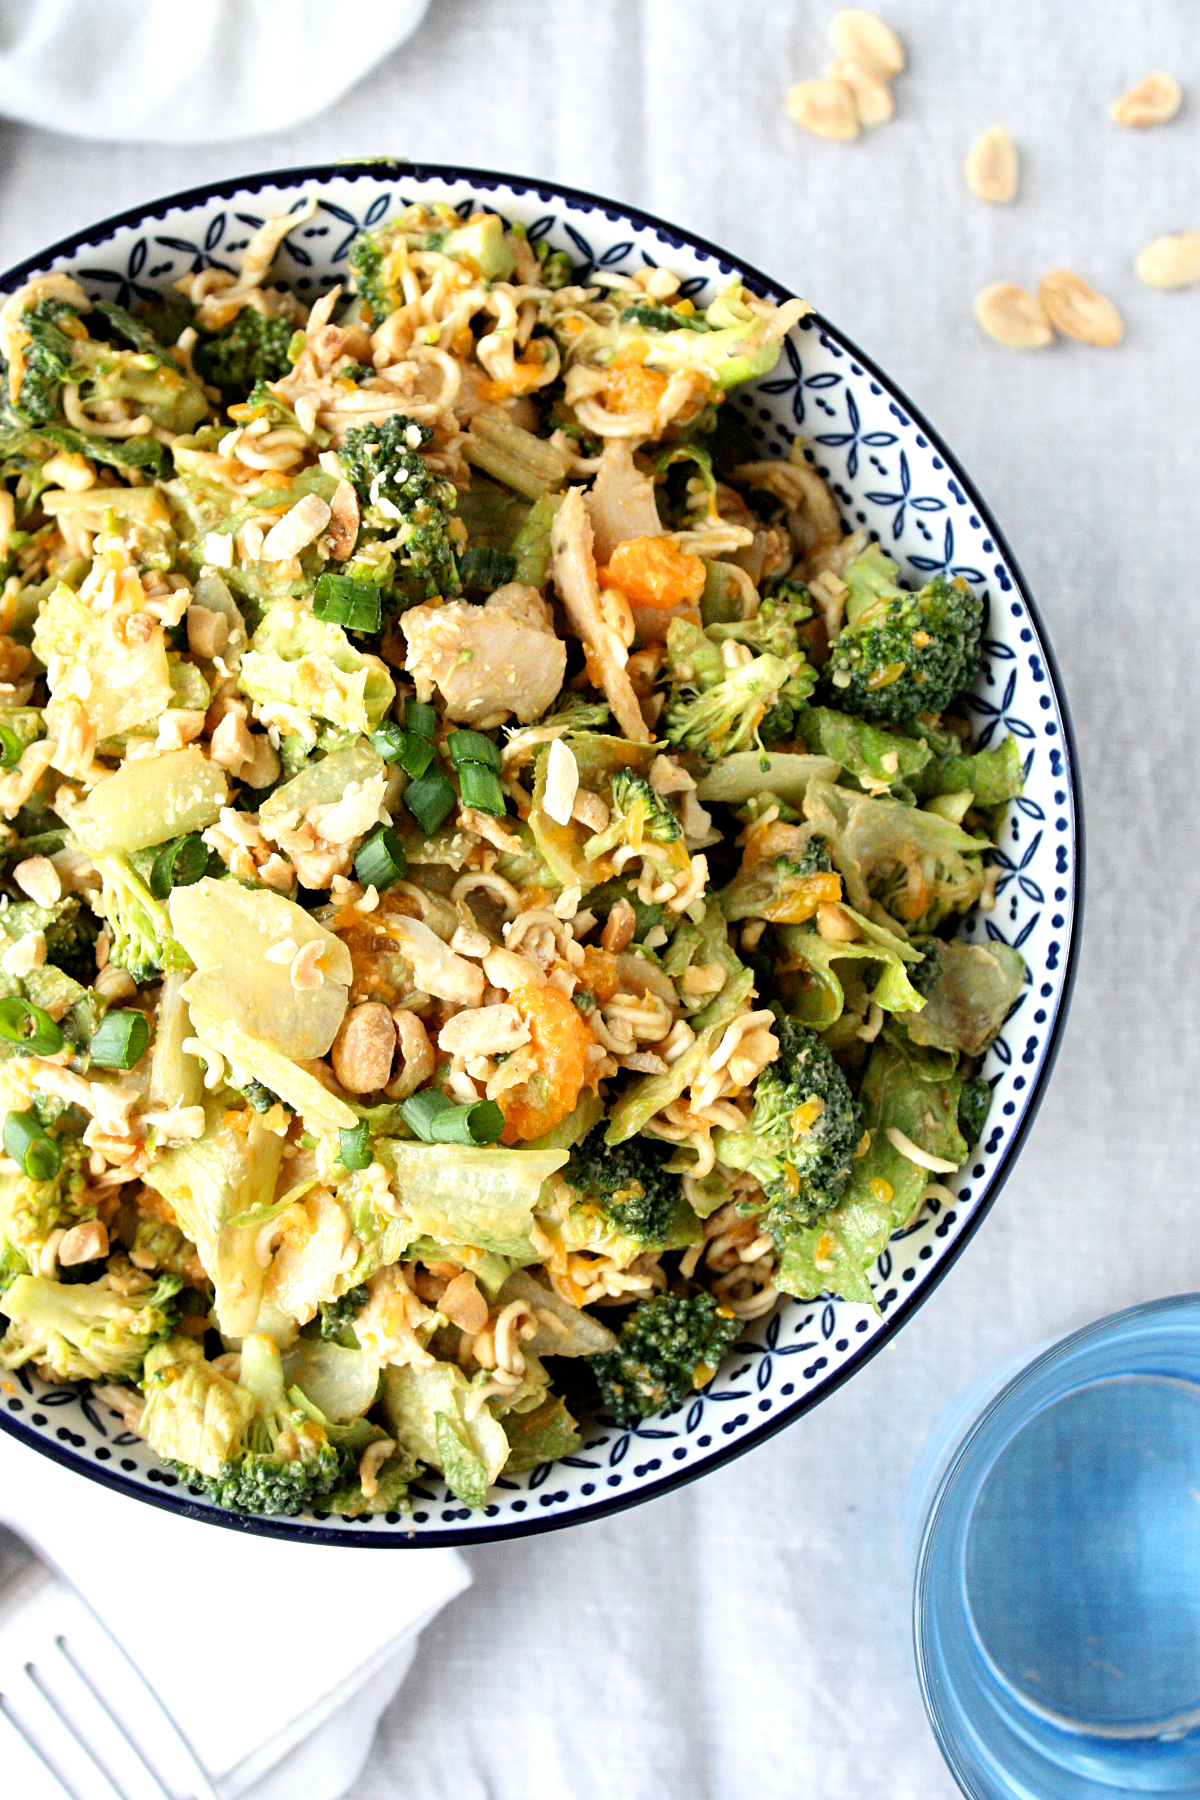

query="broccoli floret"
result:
[319,1282,369,1345]
[707,586,819,742]
[719,834,838,924]
[0,1144,91,1289]
[194,310,295,399]
[94,853,189,984]
[227,1077,282,1115]
[338,415,460,600]
[590,1291,742,1425]
[786,836,834,877]
[1,894,100,986]
[0,1270,181,1382]
[908,935,944,998]
[582,771,682,864]
[535,240,576,289]
[824,546,983,725]
[11,297,83,424]
[564,1123,680,1246]
[714,1008,861,1229]
[347,223,404,327]
[664,652,794,763]
[149,1333,357,1517]
[556,281,795,392]
[711,585,815,662]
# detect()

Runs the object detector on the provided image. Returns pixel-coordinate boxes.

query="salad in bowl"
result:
[0,181,1043,1528]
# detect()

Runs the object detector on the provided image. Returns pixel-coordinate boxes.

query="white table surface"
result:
[0,3,1196,1795]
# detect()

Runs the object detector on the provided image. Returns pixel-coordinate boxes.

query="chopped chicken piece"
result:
[401,583,566,728]
[550,487,650,743]
[584,440,663,563]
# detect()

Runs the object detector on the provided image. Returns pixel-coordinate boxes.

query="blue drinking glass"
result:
[905,1296,1200,1798]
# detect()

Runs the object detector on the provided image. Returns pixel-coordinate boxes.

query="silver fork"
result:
[0,1557,220,1800]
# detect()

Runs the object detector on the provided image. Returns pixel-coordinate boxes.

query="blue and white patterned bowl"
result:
[0,163,1082,1545]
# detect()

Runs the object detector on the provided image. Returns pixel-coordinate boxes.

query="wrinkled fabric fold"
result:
[0,0,430,143]
[0,1431,469,1798]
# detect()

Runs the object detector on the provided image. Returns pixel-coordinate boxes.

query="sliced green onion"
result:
[433,1099,504,1146]
[89,1008,150,1070]
[403,765,457,837]
[339,1120,373,1170]
[0,996,62,1057]
[457,761,506,816]
[371,719,434,778]
[399,1088,505,1147]
[404,700,436,741]
[313,573,383,633]
[0,726,23,769]
[447,730,502,772]
[3,1109,61,1181]
[149,833,209,900]
[399,1088,455,1140]
[458,546,516,591]
[354,824,407,891]
[370,721,407,763]
[398,732,435,780]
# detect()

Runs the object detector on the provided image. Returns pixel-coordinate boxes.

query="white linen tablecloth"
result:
[0,3,1196,1794]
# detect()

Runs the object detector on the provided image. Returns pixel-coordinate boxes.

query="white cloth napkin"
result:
[0,1429,469,1799]
[0,0,431,143]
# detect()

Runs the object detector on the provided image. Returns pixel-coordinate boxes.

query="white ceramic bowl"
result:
[0,162,1082,1545]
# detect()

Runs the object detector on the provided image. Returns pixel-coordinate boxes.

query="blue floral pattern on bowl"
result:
[0,163,1082,1546]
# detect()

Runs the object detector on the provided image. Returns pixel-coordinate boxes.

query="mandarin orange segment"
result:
[597,535,706,610]
[577,946,620,1002]
[603,360,669,415]
[499,984,595,1142]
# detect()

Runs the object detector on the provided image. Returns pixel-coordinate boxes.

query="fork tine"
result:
[58,1623,221,1800]
[0,1689,88,1800]
[54,1638,180,1800]
[25,1660,132,1800]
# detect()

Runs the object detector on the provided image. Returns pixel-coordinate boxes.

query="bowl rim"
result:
[0,159,1085,1546]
